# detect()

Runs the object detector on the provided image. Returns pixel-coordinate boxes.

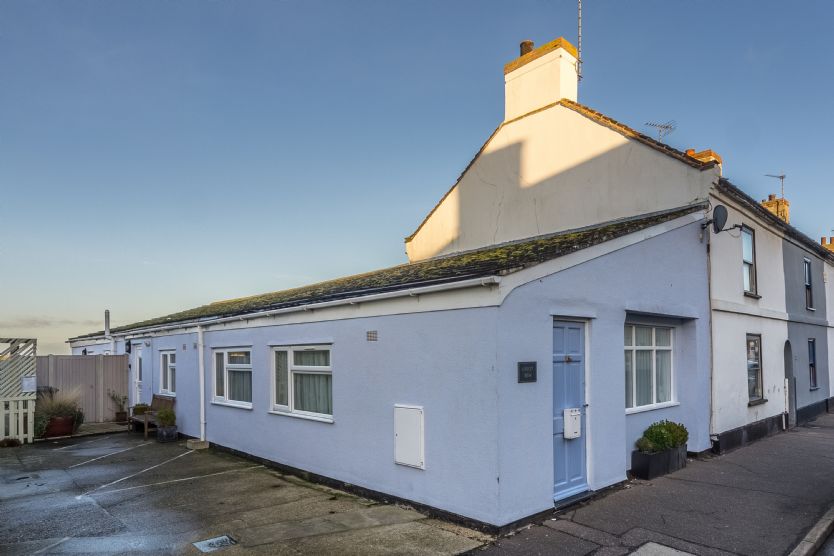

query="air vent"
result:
[366,330,378,342]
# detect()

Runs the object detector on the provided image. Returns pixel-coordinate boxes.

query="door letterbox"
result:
[563,408,582,439]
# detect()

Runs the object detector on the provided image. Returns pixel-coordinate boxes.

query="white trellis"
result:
[0,338,37,443]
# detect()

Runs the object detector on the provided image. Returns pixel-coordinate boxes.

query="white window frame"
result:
[624,325,676,414]
[213,348,253,409]
[270,345,333,422]
[159,350,176,396]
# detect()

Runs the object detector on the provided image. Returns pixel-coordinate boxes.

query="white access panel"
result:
[394,405,424,469]
[563,408,582,439]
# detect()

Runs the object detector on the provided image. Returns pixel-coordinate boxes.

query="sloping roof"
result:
[71,204,704,341]
[405,99,716,243]
[716,178,834,263]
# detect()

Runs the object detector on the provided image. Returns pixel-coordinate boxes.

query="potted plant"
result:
[156,408,178,443]
[35,389,82,438]
[631,420,689,480]
[109,391,128,422]
[132,403,150,416]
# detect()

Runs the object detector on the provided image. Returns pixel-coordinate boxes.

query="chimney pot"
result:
[104,309,111,337]
[520,40,534,56]
[823,237,828,245]
[768,194,776,201]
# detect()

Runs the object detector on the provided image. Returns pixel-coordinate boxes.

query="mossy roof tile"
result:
[71,205,703,340]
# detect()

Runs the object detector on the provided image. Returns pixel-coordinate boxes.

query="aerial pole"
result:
[577,0,583,82]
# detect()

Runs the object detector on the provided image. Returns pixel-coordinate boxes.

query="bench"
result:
[129,394,175,440]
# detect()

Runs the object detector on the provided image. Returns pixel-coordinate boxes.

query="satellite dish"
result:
[712,205,728,234]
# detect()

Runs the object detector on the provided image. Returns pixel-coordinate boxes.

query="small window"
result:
[804,259,814,310]
[624,325,673,411]
[742,227,757,295]
[272,346,332,419]
[747,335,763,402]
[160,351,176,395]
[809,339,818,389]
[213,349,252,407]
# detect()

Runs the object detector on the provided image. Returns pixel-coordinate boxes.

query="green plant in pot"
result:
[132,403,150,416]
[631,420,689,480]
[35,388,82,438]
[156,408,178,443]
[109,391,129,422]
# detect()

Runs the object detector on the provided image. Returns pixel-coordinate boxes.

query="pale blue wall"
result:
[75,222,711,527]
[494,221,711,524]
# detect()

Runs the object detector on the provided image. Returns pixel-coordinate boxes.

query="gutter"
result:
[72,276,502,342]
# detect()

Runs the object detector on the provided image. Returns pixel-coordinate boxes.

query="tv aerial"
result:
[645,121,677,142]
[765,173,786,198]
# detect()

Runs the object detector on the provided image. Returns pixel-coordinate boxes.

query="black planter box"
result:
[156,426,179,443]
[631,445,687,480]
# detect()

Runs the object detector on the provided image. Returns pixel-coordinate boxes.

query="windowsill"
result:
[211,399,253,410]
[743,292,762,300]
[806,307,816,312]
[158,392,176,398]
[268,410,334,424]
[625,401,680,415]
[748,398,768,407]
[810,387,820,391]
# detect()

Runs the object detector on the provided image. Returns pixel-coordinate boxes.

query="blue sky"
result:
[2,1,832,354]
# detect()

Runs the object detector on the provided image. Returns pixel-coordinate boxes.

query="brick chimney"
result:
[685,149,722,166]
[504,37,578,122]
[761,194,790,223]
[821,237,834,253]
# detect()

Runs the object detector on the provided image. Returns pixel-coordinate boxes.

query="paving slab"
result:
[0,432,487,554]
[473,413,834,556]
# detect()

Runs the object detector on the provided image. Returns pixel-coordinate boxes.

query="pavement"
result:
[472,412,834,556]
[5,414,834,555]
[0,432,488,555]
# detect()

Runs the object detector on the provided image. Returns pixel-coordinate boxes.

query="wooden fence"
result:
[1,397,35,443]
[36,355,129,423]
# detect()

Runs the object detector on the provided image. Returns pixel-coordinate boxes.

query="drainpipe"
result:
[105,309,115,354]
[197,325,206,442]
[704,209,718,450]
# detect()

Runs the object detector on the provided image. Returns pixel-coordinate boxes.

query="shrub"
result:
[108,391,128,412]
[635,420,688,453]
[133,403,150,416]
[157,408,176,428]
[73,408,85,433]
[0,438,22,448]
[35,388,81,419]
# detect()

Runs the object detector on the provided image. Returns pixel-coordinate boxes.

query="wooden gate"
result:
[36,355,129,423]
[1,338,37,443]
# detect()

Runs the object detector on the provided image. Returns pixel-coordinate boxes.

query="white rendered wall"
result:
[406,104,716,261]
[708,195,789,433]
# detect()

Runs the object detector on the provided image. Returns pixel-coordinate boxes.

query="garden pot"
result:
[631,444,687,480]
[114,411,127,422]
[44,416,75,438]
[157,426,178,443]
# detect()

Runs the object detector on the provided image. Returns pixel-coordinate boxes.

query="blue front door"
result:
[553,320,588,501]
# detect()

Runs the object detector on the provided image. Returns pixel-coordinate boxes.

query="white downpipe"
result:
[197,325,206,442]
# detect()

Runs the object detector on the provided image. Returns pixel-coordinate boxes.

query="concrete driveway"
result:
[0,433,488,555]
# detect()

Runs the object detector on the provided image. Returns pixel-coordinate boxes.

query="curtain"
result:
[215,353,225,397]
[294,373,332,415]
[275,351,289,406]
[228,370,252,403]
[170,367,176,393]
[624,351,633,408]
[655,350,671,403]
[635,326,653,347]
[294,350,330,367]
[635,351,653,406]
[162,354,169,390]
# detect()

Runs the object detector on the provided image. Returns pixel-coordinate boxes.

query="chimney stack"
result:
[504,37,578,121]
[761,194,790,223]
[822,237,834,253]
[104,309,111,337]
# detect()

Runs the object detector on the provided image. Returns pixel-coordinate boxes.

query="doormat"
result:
[193,535,237,553]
